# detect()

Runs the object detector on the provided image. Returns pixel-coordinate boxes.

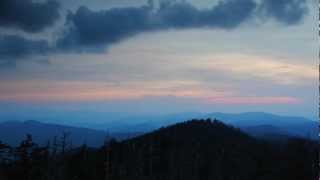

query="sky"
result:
[0,0,317,123]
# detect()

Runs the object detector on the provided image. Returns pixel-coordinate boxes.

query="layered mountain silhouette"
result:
[0,112,317,147]
[85,112,317,139]
[0,120,138,147]
[0,119,318,180]
[206,112,318,139]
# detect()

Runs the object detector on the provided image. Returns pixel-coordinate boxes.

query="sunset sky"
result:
[0,0,317,122]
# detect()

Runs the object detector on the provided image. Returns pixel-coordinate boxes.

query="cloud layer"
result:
[0,0,309,63]
[0,0,60,33]
[0,79,302,105]
[0,35,50,65]
[58,0,308,51]
[259,0,308,25]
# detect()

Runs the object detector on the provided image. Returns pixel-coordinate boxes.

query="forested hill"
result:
[0,119,318,180]
[106,119,318,180]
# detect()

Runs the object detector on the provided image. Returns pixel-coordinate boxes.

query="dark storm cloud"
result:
[58,0,257,50]
[0,0,309,62]
[57,0,308,51]
[155,0,256,29]
[57,5,151,50]
[0,35,50,66]
[0,0,60,33]
[259,0,308,25]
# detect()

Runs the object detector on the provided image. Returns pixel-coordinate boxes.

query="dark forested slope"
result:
[106,119,318,180]
[0,119,318,180]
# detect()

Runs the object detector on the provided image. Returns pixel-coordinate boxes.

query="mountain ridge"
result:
[0,120,139,147]
[0,112,317,147]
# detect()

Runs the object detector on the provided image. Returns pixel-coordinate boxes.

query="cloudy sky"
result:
[0,0,317,122]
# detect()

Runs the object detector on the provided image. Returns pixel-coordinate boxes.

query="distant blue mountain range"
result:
[86,112,317,139]
[0,120,138,147]
[0,112,317,147]
[206,112,318,139]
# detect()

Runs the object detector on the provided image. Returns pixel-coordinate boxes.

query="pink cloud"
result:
[0,80,302,106]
